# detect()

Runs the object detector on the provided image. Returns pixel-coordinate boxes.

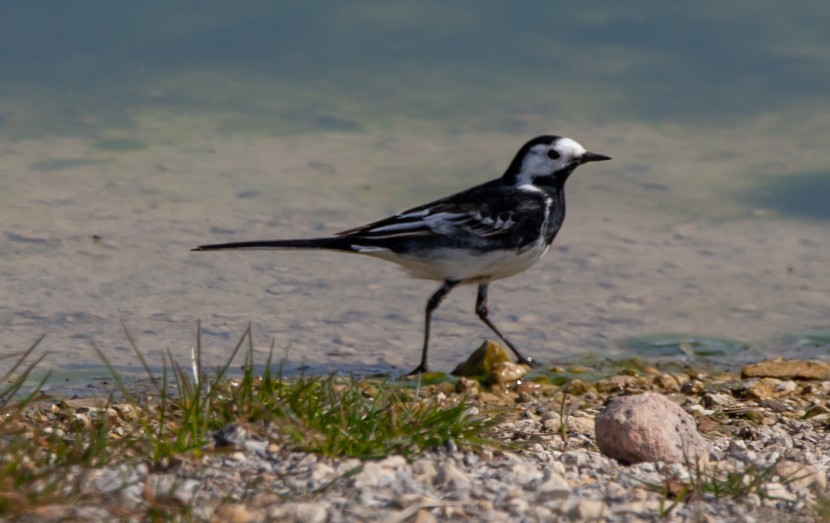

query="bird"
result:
[192,135,610,375]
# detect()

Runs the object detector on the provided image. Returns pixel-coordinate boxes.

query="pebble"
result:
[595,392,710,466]
[565,498,608,520]
[435,461,471,498]
[413,508,438,523]
[215,504,260,523]
[174,478,201,505]
[742,358,830,380]
[488,361,529,385]
[774,460,827,490]
[287,502,329,523]
[762,482,798,503]
[537,471,570,502]
[540,411,561,431]
[353,461,397,488]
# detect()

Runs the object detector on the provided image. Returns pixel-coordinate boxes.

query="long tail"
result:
[191,237,355,252]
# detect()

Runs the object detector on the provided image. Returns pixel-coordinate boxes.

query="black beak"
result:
[580,151,612,163]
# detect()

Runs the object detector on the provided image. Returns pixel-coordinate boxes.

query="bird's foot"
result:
[516,354,539,368]
[405,363,429,376]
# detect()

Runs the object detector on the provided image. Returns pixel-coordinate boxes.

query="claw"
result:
[405,364,428,376]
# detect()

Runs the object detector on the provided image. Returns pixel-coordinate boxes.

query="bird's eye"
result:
[546,149,560,160]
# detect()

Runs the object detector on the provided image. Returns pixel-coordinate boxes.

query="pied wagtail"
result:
[193,135,610,374]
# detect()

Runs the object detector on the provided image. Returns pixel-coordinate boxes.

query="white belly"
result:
[355,241,550,283]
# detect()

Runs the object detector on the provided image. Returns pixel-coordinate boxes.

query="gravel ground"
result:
[10,360,830,523]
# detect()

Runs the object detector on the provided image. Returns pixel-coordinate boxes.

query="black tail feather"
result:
[191,237,353,252]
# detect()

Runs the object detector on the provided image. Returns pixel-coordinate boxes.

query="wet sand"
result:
[1,117,829,378]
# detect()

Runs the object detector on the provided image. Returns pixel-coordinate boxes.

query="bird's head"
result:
[504,135,611,189]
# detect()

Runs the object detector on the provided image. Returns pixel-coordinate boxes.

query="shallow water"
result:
[1,3,829,380]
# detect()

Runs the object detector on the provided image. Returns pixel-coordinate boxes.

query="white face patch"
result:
[515,137,588,188]
[555,137,587,159]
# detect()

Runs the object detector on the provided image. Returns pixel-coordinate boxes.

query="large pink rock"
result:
[595,392,709,466]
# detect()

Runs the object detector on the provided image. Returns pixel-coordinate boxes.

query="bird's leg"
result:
[407,279,459,375]
[475,284,537,367]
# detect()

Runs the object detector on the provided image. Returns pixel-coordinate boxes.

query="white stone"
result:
[762,482,798,503]
[566,498,608,520]
[536,471,571,502]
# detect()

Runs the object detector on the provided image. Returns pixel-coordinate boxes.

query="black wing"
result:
[337,183,549,247]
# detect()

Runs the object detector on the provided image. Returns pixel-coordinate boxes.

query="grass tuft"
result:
[253,373,499,459]
[640,454,795,518]
[0,326,504,518]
